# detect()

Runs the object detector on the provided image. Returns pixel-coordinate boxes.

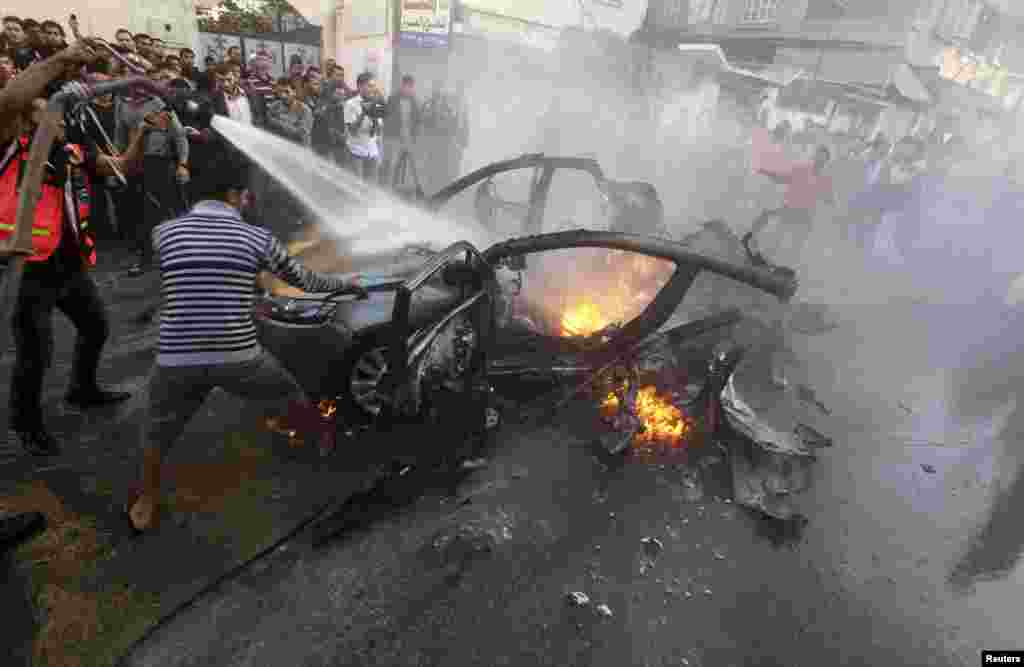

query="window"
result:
[543,168,610,233]
[437,167,540,236]
[743,0,778,23]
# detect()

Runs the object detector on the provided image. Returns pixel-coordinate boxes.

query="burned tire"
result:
[337,336,390,419]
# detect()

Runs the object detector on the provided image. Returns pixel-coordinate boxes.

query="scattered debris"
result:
[595,603,613,618]
[921,464,936,474]
[796,384,831,416]
[461,458,489,471]
[681,470,704,502]
[485,408,501,430]
[698,455,722,469]
[702,587,713,597]
[712,549,726,561]
[566,592,591,607]
[899,402,914,415]
[642,537,664,559]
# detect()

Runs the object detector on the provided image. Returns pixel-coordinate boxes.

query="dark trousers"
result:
[138,157,184,266]
[10,268,110,430]
[348,153,380,183]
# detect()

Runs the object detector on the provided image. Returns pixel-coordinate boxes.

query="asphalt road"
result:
[115,281,1024,667]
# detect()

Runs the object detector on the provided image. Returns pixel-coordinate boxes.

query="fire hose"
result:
[0,76,174,364]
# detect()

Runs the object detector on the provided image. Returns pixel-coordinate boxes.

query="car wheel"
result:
[339,337,390,418]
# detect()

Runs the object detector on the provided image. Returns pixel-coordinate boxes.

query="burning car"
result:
[255,155,828,521]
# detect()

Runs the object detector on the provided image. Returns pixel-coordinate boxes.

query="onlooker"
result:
[179,48,197,82]
[117,65,190,273]
[152,38,167,62]
[381,74,420,189]
[245,54,274,126]
[0,53,14,88]
[195,55,217,92]
[114,28,134,53]
[213,62,252,125]
[744,144,836,265]
[849,136,928,267]
[227,45,245,77]
[344,71,383,182]
[4,16,41,70]
[132,32,152,54]
[22,18,42,50]
[845,134,890,251]
[265,79,313,146]
[39,20,66,58]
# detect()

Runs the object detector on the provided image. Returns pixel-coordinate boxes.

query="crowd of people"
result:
[0,16,472,263]
[739,110,1022,307]
[0,19,477,533]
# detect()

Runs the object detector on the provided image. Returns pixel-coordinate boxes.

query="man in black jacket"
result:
[381,74,420,190]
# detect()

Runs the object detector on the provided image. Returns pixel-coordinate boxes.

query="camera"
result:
[362,98,388,120]
[166,82,213,130]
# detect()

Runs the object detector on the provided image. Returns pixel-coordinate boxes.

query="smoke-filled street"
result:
[3,2,1024,666]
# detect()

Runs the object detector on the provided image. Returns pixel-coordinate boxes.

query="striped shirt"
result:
[153,200,348,367]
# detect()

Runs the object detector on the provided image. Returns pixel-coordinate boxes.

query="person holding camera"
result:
[343,71,384,183]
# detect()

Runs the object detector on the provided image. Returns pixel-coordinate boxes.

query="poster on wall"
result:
[242,38,286,78]
[198,33,241,64]
[283,42,321,75]
[399,0,451,48]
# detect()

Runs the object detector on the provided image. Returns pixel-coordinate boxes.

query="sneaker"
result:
[65,387,132,410]
[11,428,60,456]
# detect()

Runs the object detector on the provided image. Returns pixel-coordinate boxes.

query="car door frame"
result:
[480,229,798,365]
[426,154,609,236]
[384,240,499,415]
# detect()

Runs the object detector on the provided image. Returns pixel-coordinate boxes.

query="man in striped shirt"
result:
[126,151,361,534]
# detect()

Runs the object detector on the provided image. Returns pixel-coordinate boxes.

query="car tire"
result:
[337,335,391,420]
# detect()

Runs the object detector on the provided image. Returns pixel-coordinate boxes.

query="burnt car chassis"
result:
[255,225,831,520]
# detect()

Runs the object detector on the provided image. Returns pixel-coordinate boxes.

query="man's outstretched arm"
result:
[0,41,98,144]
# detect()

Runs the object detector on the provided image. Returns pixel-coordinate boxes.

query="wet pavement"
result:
[120,292,1024,666]
[4,241,1024,666]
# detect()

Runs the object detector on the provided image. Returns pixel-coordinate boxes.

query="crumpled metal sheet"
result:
[719,357,832,458]
[718,356,833,520]
[730,443,816,520]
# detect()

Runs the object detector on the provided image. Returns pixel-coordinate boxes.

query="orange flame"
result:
[601,385,692,447]
[561,300,611,338]
[558,251,673,338]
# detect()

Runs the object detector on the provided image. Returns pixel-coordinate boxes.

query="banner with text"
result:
[399,0,452,48]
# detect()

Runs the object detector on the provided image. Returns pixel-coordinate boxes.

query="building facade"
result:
[0,0,199,52]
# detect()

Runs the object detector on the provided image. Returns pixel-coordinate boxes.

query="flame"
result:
[318,399,337,419]
[558,251,673,338]
[601,385,692,447]
[561,300,611,337]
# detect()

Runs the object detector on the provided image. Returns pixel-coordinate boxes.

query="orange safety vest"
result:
[0,136,95,267]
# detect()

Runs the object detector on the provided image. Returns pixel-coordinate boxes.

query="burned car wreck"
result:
[255,156,832,522]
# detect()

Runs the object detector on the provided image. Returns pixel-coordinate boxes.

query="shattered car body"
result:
[255,156,831,521]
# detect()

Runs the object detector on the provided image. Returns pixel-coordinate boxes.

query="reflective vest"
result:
[0,136,95,267]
